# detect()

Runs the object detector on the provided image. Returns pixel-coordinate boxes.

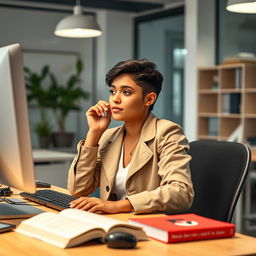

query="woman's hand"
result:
[69,197,133,214]
[84,100,112,147]
[86,100,111,133]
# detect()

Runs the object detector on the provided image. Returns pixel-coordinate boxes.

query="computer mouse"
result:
[105,231,137,249]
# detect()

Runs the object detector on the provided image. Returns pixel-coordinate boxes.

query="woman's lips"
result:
[111,107,123,113]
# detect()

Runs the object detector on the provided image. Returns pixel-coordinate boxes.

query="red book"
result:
[129,214,235,243]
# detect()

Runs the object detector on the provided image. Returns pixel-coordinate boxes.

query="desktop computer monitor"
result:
[0,43,36,193]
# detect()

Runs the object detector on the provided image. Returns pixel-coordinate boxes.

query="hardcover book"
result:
[16,208,147,248]
[129,213,235,243]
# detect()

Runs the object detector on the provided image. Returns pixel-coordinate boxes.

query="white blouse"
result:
[111,144,130,200]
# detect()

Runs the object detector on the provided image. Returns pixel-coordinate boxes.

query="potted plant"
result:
[48,59,89,147]
[24,65,53,148]
[33,118,53,148]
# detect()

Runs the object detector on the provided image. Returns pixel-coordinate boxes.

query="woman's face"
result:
[108,73,149,122]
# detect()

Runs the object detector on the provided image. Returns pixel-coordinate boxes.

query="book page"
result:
[19,212,103,239]
[61,209,141,232]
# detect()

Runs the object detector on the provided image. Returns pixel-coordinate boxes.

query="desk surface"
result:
[1,187,256,256]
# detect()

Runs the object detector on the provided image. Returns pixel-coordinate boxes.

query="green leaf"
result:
[76,59,83,75]
[41,65,50,80]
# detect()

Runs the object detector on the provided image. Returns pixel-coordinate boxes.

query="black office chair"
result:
[187,140,251,223]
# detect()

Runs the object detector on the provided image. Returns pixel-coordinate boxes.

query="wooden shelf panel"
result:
[218,136,229,141]
[244,65,256,88]
[198,113,218,117]
[219,63,245,69]
[244,119,256,140]
[244,93,256,115]
[219,114,241,118]
[198,69,218,90]
[198,94,218,113]
[219,89,242,93]
[198,135,219,140]
[244,114,256,118]
[244,88,256,93]
[198,90,219,94]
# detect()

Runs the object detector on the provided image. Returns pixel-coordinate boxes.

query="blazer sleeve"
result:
[126,123,194,214]
[67,140,101,196]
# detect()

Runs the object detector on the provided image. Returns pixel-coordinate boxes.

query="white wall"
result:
[184,0,215,141]
[96,10,134,128]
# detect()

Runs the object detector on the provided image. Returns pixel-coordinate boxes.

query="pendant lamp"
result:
[54,0,102,38]
[226,0,256,13]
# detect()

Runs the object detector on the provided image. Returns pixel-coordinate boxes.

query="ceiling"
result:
[1,0,179,12]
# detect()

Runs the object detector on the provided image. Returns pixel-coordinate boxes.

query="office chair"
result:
[187,140,251,223]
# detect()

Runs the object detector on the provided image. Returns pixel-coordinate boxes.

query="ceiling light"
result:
[226,0,256,13]
[54,0,102,38]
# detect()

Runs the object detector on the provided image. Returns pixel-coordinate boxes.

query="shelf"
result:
[198,135,219,140]
[244,114,256,118]
[219,89,242,93]
[244,88,256,93]
[218,136,229,141]
[219,114,241,118]
[219,63,245,69]
[198,90,219,94]
[198,113,218,117]
[197,63,256,141]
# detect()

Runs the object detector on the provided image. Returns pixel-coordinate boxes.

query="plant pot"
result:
[52,132,74,148]
[38,136,51,148]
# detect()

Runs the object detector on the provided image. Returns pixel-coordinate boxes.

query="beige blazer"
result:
[68,113,194,214]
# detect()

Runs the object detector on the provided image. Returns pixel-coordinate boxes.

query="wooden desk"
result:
[1,188,256,256]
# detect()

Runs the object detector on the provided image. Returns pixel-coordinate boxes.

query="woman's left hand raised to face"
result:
[69,197,133,213]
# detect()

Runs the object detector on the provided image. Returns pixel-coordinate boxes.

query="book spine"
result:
[222,94,230,113]
[235,68,241,89]
[168,227,235,243]
[230,93,241,114]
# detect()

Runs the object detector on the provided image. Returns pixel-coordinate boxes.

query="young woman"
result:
[68,59,194,214]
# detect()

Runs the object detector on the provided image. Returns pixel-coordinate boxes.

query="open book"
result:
[15,208,147,248]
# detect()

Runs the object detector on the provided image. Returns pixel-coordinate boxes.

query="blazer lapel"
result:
[127,113,157,180]
[101,126,125,188]
[127,141,153,180]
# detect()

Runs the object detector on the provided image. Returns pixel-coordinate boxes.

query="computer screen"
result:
[0,43,36,193]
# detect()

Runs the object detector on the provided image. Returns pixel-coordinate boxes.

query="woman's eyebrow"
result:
[110,85,134,90]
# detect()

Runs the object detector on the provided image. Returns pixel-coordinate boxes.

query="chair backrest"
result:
[187,140,251,222]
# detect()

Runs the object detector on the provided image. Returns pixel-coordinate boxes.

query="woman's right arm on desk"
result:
[67,101,111,196]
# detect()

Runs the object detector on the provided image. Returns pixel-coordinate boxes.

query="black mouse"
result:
[104,231,137,249]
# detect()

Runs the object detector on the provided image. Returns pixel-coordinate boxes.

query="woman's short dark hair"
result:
[105,59,163,111]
